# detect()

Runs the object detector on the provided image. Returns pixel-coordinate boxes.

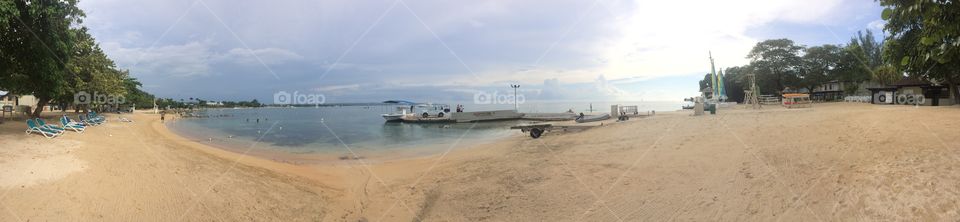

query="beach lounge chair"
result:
[62,115,88,126]
[25,119,61,138]
[79,114,102,125]
[88,112,106,123]
[35,118,67,133]
[60,115,86,133]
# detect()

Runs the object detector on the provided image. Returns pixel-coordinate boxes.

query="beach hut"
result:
[867,78,955,106]
[782,93,811,108]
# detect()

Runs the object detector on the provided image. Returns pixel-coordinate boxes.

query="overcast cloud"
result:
[80,0,884,103]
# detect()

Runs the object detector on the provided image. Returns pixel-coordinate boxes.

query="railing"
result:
[843,96,872,103]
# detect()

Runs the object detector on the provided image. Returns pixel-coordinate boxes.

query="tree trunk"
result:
[32,97,49,118]
[952,82,960,105]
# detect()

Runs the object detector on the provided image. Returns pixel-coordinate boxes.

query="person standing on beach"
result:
[160,110,166,123]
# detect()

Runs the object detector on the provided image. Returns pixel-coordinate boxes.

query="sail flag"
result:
[709,52,718,99]
[717,69,727,101]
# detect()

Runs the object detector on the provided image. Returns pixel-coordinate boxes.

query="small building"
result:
[867,78,955,106]
[809,80,882,101]
[0,92,42,112]
[782,93,812,108]
[810,80,843,101]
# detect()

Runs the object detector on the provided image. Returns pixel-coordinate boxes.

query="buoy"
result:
[878,95,886,103]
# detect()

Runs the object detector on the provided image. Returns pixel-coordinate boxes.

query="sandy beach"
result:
[2,103,959,221]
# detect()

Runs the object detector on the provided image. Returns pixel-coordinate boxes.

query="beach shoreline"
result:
[3,103,960,221]
[163,116,522,165]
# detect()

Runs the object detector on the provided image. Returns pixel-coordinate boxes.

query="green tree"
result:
[801,44,843,93]
[747,39,804,94]
[879,0,960,103]
[872,64,901,86]
[836,40,873,95]
[698,73,712,95]
[854,30,883,69]
[0,0,84,117]
[59,27,129,112]
[122,77,155,109]
[721,66,747,103]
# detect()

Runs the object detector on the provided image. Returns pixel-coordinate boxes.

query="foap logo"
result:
[473,90,525,105]
[74,91,126,105]
[273,91,326,105]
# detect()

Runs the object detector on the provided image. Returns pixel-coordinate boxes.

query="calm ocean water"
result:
[167,101,681,158]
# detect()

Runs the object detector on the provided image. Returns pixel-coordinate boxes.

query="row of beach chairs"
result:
[25,111,109,138]
[843,96,872,103]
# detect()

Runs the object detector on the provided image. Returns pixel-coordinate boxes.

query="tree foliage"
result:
[879,0,960,103]
[801,45,842,92]
[1,0,154,116]
[0,0,84,117]
[746,39,804,94]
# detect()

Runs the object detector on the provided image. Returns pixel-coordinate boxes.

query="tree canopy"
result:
[706,33,891,101]
[879,0,960,103]
[1,0,153,117]
[746,39,804,93]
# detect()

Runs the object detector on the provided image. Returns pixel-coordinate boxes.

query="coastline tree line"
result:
[701,1,960,104]
[1,0,261,117]
[0,0,153,117]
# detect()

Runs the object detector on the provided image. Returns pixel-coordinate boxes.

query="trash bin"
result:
[708,104,716,114]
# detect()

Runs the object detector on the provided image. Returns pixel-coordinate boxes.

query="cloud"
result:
[102,41,214,78]
[312,84,360,92]
[596,0,846,82]
[102,40,303,78]
[867,19,886,33]
[81,0,872,102]
[215,48,303,65]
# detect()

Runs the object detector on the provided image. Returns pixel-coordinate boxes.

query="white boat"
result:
[575,113,610,123]
[382,113,405,122]
[381,106,412,122]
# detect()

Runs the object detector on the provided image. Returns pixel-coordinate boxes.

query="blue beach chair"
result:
[26,119,61,138]
[60,115,86,133]
[89,111,106,123]
[79,114,102,125]
[35,118,67,133]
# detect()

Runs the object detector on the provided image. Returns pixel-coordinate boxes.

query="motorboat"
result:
[382,113,405,122]
[381,106,411,122]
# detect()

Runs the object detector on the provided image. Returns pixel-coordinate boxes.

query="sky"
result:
[79,0,885,104]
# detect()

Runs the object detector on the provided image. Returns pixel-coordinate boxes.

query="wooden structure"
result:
[759,95,780,105]
[782,93,812,108]
[867,78,955,106]
[743,72,761,109]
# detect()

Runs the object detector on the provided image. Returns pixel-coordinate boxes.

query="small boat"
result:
[381,106,412,122]
[575,113,610,123]
[382,113,404,122]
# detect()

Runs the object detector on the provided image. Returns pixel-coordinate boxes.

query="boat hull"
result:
[575,114,611,123]
[382,114,404,122]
